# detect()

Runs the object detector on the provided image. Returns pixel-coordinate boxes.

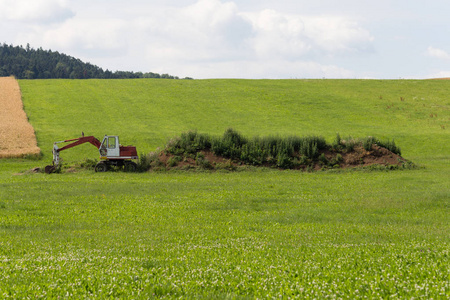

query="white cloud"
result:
[426,46,450,60]
[15,18,129,60]
[45,18,127,54]
[243,9,374,60]
[136,0,253,63]
[426,71,450,79]
[0,0,74,23]
[132,1,374,71]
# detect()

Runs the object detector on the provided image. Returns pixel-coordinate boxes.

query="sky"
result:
[1,0,450,79]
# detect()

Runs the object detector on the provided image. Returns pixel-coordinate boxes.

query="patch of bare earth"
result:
[0,77,40,158]
[333,145,404,169]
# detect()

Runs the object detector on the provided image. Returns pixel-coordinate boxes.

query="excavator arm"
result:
[45,136,102,173]
[54,136,102,152]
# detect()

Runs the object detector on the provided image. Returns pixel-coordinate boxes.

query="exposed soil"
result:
[156,144,409,171]
[0,77,40,158]
[328,145,404,169]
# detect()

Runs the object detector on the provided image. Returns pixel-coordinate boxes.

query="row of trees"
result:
[0,44,191,80]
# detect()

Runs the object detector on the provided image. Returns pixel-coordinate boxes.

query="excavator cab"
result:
[100,135,120,158]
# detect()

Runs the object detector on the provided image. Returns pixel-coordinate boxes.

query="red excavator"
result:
[45,134,138,173]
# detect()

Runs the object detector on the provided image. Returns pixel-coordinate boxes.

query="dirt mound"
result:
[326,145,405,169]
[0,77,40,158]
[155,144,410,171]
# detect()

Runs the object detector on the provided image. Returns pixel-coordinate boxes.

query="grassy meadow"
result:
[0,79,449,298]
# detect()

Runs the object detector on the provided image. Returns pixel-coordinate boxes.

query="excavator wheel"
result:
[124,161,137,172]
[95,162,109,172]
[45,165,56,174]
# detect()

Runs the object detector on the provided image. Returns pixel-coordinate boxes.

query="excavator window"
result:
[108,137,116,149]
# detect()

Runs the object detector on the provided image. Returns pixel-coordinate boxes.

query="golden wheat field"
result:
[0,77,40,157]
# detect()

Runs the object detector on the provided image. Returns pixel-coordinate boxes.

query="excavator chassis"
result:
[95,160,137,172]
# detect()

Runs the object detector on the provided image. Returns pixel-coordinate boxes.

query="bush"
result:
[167,156,182,167]
[360,136,401,155]
[297,155,309,166]
[223,128,247,147]
[376,138,401,155]
[195,153,213,169]
[240,142,268,165]
[165,131,212,155]
[342,136,358,151]
[211,128,247,159]
[277,153,293,169]
[138,151,163,172]
[215,160,236,171]
[329,153,343,166]
[332,133,342,149]
[319,153,329,165]
[300,140,318,159]
[363,136,376,151]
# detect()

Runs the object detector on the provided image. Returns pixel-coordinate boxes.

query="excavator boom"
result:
[51,136,101,168]
[55,136,101,151]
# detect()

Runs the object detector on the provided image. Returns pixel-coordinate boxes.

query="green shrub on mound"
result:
[139,129,410,171]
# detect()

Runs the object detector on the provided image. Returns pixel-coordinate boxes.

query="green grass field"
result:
[0,79,449,298]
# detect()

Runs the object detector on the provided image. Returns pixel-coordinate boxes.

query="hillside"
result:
[18,79,449,167]
[0,44,185,79]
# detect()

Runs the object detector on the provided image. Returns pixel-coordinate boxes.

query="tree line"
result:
[0,44,191,80]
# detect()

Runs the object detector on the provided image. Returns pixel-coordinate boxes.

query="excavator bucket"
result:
[45,165,56,174]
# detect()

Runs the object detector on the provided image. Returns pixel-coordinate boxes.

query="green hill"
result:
[19,79,449,166]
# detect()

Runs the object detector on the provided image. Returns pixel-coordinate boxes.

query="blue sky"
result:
[1,0,450,79]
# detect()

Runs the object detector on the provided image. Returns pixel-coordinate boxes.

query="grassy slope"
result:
[0,79,448,298]
[19,79,449,165]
